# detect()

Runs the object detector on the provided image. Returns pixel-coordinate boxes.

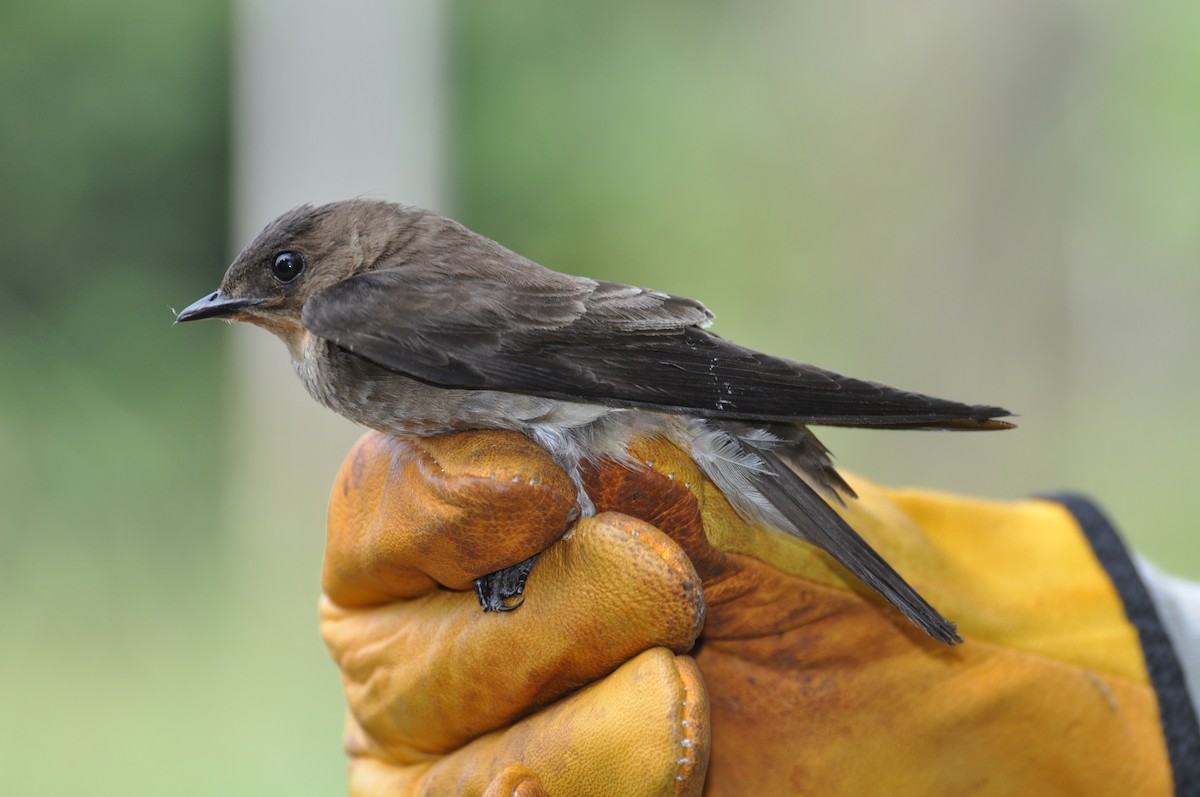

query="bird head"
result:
[175,200,430,356]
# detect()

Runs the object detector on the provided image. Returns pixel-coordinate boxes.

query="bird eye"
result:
[270,251,305,283]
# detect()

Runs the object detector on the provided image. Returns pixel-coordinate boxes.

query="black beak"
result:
[176,290,266,322]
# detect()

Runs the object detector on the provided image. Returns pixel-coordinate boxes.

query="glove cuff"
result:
[1043,493,1200,794]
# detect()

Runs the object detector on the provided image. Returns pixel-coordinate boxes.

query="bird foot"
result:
[474,554,539,612]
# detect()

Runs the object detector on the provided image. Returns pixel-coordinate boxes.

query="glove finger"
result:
[588,438,874,638]
[324,430,580,608]
[346,648,710,797]
[322,513,705,760]
[584,438,729,580]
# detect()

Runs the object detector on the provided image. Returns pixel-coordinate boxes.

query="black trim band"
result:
[1046,493,1199,796]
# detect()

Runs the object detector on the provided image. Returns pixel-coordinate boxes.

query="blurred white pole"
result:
[229,0,449,587]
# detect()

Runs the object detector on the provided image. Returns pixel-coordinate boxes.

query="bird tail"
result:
[685,420,961,645]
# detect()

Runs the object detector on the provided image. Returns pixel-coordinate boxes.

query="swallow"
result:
[178,200,1013,644]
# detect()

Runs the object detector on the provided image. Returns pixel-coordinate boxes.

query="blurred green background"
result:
[2,1,1197,793]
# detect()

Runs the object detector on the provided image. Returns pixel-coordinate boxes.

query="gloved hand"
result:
[320,430,709,796]
[321,430,1175,796]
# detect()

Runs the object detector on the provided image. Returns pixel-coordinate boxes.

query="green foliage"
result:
[0,0,230,556]
[0,1,241,793]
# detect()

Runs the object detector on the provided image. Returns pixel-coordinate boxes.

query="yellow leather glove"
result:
[321,430,1177,796]
[321,430,709,796]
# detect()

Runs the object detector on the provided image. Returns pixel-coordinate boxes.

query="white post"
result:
[227,0,448,591]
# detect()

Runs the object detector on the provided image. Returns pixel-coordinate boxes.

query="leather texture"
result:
[321,430,1173,796]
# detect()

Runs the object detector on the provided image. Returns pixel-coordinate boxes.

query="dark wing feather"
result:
[302,266,1012,429]
[742,437,961,643]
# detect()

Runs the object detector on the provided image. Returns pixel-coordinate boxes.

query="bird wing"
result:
[302,265,1011,429]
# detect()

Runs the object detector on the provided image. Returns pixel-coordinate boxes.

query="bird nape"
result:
[177,199,1013,645]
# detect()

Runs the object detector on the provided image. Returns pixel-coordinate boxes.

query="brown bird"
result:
[177,199,1012,644]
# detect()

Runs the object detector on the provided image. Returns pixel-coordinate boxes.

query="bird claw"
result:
[474,554,539,612]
